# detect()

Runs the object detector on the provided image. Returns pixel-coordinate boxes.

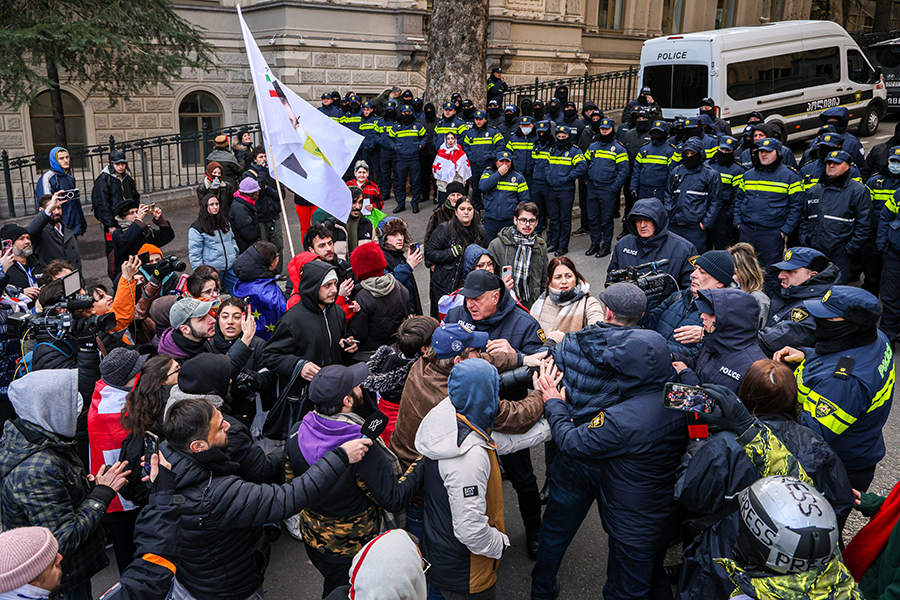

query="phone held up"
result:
[143,431,160,474]
[662,382,716,414]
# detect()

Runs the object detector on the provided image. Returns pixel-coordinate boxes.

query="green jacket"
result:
[856,491,900,600]
[487,226,548,310]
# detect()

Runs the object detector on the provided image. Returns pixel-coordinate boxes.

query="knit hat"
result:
[0,527,59,593]
[445,181,466,196]
[178,354,231,399]
[350,242,387,281]
[0,224,28,243]
[100,348,148,388]
[138,243,163,258]
[238,178,260,194]
[205,161,222,179]
[694,250,735,286]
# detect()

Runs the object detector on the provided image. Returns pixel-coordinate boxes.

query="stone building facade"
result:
[1,0,819,161]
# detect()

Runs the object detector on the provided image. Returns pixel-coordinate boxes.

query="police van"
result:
[863,37,900,112]
[639,20,887,140]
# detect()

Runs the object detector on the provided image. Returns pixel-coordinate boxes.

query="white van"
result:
[639,21,887,141]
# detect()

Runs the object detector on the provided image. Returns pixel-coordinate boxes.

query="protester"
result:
[243,148,284,273]
[318,188,377,259]
[111,202,174,281]
[487,201,548,309]
[157,296,218,362]
[28,192,83,274]
[433,132,472,208]
[196,162,235,215]
[347,242,409,362]
[348,160,383,212]
[205,135,243,188]
[188,193,239,293]
[380,217,423,315]
[230,178,262,254]
[727,242,769,329]
[232,241,286,341]
[425,181,466,245]
[92,151,141,279]
[34,146,87,236]
[0,223,42,301]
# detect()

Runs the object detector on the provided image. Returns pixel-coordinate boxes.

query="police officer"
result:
[357,101,380,183]
[675,116,719,163]
[776,286,895,492]
[462,110,504,211]
[486,66,508,104]
[479,150,530,240]
[738,124,798,170]
[389,104,426,214]
[318,92,342,120]
[420,102,439,204]
[819,107,866,170]
[630,119,675,203]
[584,118,629,257]
[698,97,731,135]
[375,100,399,202]
[545,125,587,256]
[499,104,520,138]
[734,137,803,290]
[799,133,862,192]
[340,94,363,134]
[506,115,537,191]
[665,137,722,253]
[707,136,745,250]
[877,166,900,344]
[530,121,554,237]
[486,98,504,129]
[558,101,584,137]
[759,247,839,355]
[799,150,872,283]
[863,145,900,296]
[434,101,468,151]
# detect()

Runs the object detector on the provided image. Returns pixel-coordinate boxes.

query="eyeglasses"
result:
[166,366,180,378]
[517,218,537,225]
[201,287,220,298]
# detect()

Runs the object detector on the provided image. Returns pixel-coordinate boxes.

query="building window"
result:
[662,0,684,35]
[715,0,737,29]
[29,90,86,169]
[598,0,624,30]
[178,92,223,165]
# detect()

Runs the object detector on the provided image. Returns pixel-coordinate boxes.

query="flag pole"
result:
[264,139,296,259]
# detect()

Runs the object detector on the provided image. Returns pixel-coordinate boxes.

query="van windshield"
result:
[868,43,900,82]
[643,64,709,110]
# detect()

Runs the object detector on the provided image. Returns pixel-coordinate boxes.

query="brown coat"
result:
[530,292,605,334]
[389,351,544,471]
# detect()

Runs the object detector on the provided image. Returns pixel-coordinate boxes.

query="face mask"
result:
[814,317,860,342]
[521,102,533,116]
[599,131,615,143]
[650,131,667,143]
[636,120,651,133]
[520,126,534,136]
[505,113,517,124]
[591,120,602,132]
[386,109,396,120]
[533,107,545,121]
[674,129,685,142]
[400,113,415,125]
[717,151,734,166]
[817,146,831,162]
[564,109,576,120]
[488,106,501,118]
[685,127,702,139]
[463,107,476,119]
[890,162,900,175]
[424,109,436,121]
[350,103,359,111]
[548,104,560,116]
[683,153,702,169]
[556,136,571,148]
[539,131,552,142]
[700,107,714,117]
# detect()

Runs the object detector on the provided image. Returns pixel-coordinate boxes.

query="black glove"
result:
[149,259,175,281]
[698,383,755,435]
[70,318,97,344]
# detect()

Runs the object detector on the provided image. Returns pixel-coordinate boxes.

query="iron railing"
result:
[506,65,639,112]
[1,123,262,220]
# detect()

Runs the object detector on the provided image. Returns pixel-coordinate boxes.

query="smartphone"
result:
[502,266,513,279]
[244,297,252,314]
[137,251,151,266]
[411,244,420,253]
[143,432,160,474]
[175,273,189,294]
[1,239,11,253]
[663,382,716,414]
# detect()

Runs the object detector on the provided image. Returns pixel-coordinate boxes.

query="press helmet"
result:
[735,476,838,575]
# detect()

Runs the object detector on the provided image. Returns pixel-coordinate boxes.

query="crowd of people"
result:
[2,75,900,600]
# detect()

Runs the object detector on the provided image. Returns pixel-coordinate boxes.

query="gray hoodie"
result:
[8,369,81,438]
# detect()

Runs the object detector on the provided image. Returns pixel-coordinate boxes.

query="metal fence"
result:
[1,123,263,220]
[506,65,639,112]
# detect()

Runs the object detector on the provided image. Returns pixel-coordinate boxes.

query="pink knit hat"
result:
[0,527,59,593]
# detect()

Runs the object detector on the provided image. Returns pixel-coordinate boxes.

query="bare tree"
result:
[873,0,893,32]
[425,0,489,107]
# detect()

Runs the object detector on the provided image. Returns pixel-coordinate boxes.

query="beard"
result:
[13,245,32,258]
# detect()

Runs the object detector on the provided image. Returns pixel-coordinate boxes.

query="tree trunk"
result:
[425,0,489,107]
[45,58,68,149]
[873,0,893,32]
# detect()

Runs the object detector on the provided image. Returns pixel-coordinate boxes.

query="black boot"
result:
[585,244,600,256]
[596,245,611,258]
[526,525,541,560]
[539,479,550,504]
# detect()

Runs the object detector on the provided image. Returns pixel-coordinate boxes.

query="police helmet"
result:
[735,476,838,575]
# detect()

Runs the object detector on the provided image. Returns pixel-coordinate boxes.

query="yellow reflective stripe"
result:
[466,138,496,145]
[638,154,669,165]
[517,182,529,192]
[572,154,585,164]
[548,157,578,165]
[789,182,803,194]
[359,123,377,131]
[870,363,895,413]
[591,149,616,160]
[480,171,492,180]
[796,362,857,435]
[496,182,520,191]
[344,117,361,124]
[802,178,820,191]
[705,147,717,158]
[393,129,423,138]
[887,194,900,213]
[508,142,533,150]
[871,189,895,202]
[721,173,734,184]
[492,134,504,145]
[615,153,628,164]
[743,181,792,193]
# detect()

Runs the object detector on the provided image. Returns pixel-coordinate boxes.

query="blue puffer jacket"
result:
[462,125,503,168]
[531,138,553,183]
[734,148,803,233]
[445,285,544,354]
[545,329,686,549]
[506,130,537,177]
[799,173,873,257]
[643,289,703,357]
[546,142,587,189]
[34,146,87,236]
[665,142,723,229]
[188,221,239,271]
[819,107,866,169]
[479,167,530,223]
[631,140,676,196]
[676,289,765,393]
[707,155,745,214]
[585,139,629,190]
[388,121,425,159]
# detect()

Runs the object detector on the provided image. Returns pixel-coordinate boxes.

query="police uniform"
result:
[863,146,900,298]
[375,101,399,201]
[876,150,900,342]
[530,121,554,237]
[631,120,676,203]
[317,93,342,120]
[479,150,530,241]
[796,287,895,492]
[357,101,380,183]
[585,118,629,254]
[433,103,469,149]
[462,111,504,211]
[546,125,588,254]
[340,95,363,135]
[798,134,862,192]
[388,104,426,212]
[665,137,722,253]
[707,136,746,250]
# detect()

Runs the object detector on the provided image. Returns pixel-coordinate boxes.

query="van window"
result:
[873,44,900,69]
[726,47,840,100]
[643,64,709,109]
[848,49,876,84]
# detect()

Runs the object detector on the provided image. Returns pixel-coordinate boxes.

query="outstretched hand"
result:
[533,357,565,403]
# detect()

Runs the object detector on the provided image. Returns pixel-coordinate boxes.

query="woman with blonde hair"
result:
[728,242,769,329]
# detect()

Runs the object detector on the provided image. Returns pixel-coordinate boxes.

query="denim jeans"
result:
[407,503,444,600]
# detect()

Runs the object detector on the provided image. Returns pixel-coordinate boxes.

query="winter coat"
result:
[867,171,900,223]
[433,116,469,149]
[644,289,703,357]
[665,161,723,229]
[624,127,652,161]
[232,141,255,171]
[675,289,765,393]
[462,125,504,168]
[546,142,587,190]
[26,209,82,273]
[607,198,697,303]
[111,216,175,275]
[424,220,486,298]
[631,140,677,196]
[800,159,862,191]
[531,138,553,183]
[445,284,545,354]
[208,331,275,419]
[262,261,348,398]
[164,441,349,600]
[506,129,537,177]
[205,148,243,189]
[585,139,630,190]
[487,226,548,308]
[195,179,236,214]
[800,174,873,258]
[424,205,455,246]
[320,216,375,261]
[382,244,422,315]
[358,114,380,153]
[347,275,410,361]
[416,396,550,595]
[388,120,426,159]
[734,160,803,234]
[878,189,900,252]
[675,415,854,600]
[707,155,746,214]
[229,193,261,254]
[486,75,508,104]
[91,166,140,230]
[232,246,286,341]
[545,329,687,549]
[34,148,87,236]
[759,262,840,355]
[479,167,530,223]
[188,221,238,271]
[88,380,139,515]
[242,165,281,222]
[529,283,604,334]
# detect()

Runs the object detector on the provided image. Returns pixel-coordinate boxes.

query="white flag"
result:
[237,6,363,222]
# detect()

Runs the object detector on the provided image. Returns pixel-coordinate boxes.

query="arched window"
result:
[179,92,223,164]
[29,90,86,169]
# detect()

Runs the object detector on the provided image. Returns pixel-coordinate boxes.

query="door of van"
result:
[640,40,712,119]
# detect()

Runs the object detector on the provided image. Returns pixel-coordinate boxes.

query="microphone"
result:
[360,411,388,441]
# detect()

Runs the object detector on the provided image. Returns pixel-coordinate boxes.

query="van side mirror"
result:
[875,66,884,81]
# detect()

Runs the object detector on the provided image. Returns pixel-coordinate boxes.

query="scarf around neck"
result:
[511,230,536,302]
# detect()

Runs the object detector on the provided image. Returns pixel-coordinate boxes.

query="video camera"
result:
[139,255,187,280]
[606,259,674,304]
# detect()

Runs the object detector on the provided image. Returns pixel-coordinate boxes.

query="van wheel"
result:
[859,104,880,137]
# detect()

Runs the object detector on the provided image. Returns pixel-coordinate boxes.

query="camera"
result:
[498,366,538,395]
[61,189,80,200]
[7,296,116,341]
[145,256,187,280]
[607,259,673,304]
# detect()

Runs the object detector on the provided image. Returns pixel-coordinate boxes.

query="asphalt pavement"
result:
[87,116,900,599]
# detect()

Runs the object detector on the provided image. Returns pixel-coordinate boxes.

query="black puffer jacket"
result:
[164,441,349,600]
[209,331,276,419]
[424,219,487,298]
[262,261,348,398]
[674,415,853,600]
[229,194,260,254]
[91,167,141,230]
[347,275,410,361]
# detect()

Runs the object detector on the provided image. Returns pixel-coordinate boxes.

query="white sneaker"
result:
[284,514,303,540]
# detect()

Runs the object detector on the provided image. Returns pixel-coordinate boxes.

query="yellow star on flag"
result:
[266,323,275,331]
[252,309,262,320]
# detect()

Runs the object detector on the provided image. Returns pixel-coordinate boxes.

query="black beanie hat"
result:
[178,354,231,399]
[694,250,735,286]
